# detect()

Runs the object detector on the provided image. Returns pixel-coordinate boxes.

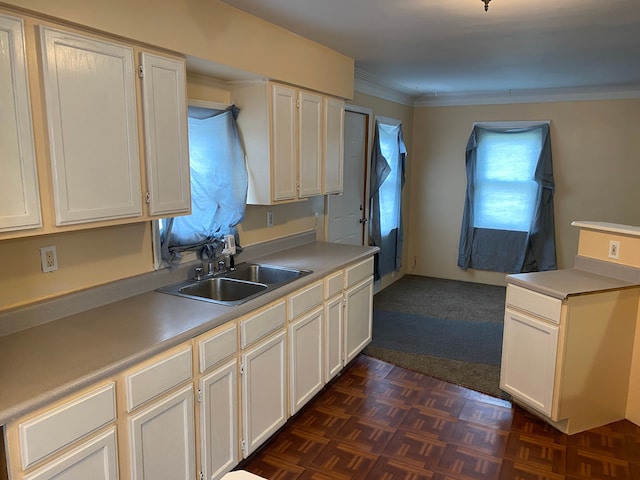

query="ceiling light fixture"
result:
[481,0,491,11]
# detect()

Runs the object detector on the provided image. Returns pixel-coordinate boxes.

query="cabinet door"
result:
[39,26,141,225]
[129,384,196,480]
[241,330,286,457]
[199,360,238,480]
[271,85,296,202]
[324,294,344,383]
[323,97,344,195]
[22,429,118,480]
[297,91,322,197]
[289,307,324,415]
[0,14,41,232]
[344,276,373,364]
[500,307,559,416]
[139,52,191,216]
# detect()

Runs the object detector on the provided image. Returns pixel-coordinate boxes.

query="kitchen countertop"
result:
[0,241,377,425]
[507,268,639,299]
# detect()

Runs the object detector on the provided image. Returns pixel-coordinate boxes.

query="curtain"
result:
[369,121,406,280]
[161,105,248,267]
[458,123,556,273]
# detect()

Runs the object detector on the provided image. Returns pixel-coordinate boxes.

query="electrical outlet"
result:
[608,240,620,259]
[40,245,58,272]
[267,210,273,227]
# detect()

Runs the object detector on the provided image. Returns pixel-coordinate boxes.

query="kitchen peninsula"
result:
[500,221,640,434]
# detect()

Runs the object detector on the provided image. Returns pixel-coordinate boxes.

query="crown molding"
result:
[353,76,416,107]
[414,85,640,107]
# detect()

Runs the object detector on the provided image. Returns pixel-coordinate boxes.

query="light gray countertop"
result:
[0,241,377,425]
[506,254,640,300]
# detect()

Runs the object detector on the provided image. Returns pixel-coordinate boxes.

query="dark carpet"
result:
[363,274,508,399]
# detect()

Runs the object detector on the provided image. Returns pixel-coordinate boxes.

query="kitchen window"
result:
[154,101,248,269]
[458,122,557,273]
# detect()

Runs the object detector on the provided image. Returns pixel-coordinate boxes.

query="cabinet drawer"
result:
[240,300,286,348]
[18,382,116,469]
[324,270,344,299]
[345,257,374,288]
[507,284,562,324]
[125,345,192,412]
[198,324,238,373]
[288,281,323,319]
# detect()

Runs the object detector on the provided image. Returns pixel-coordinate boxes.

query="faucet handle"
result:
[194,266,204,281]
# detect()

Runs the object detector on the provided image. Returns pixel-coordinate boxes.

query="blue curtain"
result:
[369,121,406,280]
[458,123,556,273]
[161,105,248,267]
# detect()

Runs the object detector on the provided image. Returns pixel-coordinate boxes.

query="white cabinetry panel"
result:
[241,330,286,457]
[139,52,190,216]
[129,384,196,480]
[297,91,322,197]
[199,359,238,480]
[0,14,41,232]
[500,307,558,416]
[23,428,118,480]
[323,97,344,194]
[289,306,323,415]
[39,26,142,225]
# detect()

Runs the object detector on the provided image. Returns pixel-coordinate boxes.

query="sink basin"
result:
[156,262,312,306]
[179,277,267,302]
[226,263,311,284]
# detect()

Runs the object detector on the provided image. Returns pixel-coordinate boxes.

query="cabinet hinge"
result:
[240,362,245,375]
[241,438,247,456]
[198,472,204,480]
[197,388,202,403]
[145,192,151,204]
[138,65,144,78]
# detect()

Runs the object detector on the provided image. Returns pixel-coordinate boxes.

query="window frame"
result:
[152,99,232,270]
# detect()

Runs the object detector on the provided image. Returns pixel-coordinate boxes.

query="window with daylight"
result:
[157,103,248,269]
[458,122,557,273]
[369,118,406,280]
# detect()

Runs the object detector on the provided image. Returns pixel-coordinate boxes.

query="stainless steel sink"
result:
[225,263,311,284]
[156,262,312,306]
[179,277,267,302]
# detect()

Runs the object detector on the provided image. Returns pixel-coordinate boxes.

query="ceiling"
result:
[221,0,640,104]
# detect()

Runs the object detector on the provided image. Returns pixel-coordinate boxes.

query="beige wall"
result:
[0,0,353,99]
[351,92,414,289]
[409,99,640,286]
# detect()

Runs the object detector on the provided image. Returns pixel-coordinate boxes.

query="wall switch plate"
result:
[608,240,620,259]
[40,245,58,272]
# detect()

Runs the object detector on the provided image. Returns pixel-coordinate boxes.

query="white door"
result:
[326,109,368,245]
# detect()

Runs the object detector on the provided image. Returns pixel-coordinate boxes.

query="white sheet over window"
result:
[377,122,402,238]
[473,129,542,232]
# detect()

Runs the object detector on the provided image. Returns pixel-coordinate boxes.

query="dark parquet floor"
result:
[239,354,640,480]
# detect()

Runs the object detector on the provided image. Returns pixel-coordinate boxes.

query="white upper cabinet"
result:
[297,90,323,198]
[0,14,42,232]
[139,52,191,216]
[323,97,344,194]
[271,84,297,202]
[232,81,344,204]
[39,26,142,226]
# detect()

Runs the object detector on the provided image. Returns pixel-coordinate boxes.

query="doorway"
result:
[326,107,372,245]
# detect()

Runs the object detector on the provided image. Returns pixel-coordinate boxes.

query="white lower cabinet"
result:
[344,276,374,364]
[501,306,559,416]
[23,428,118,480]
[241,330,287,458]
[128,385,195,480]
[289,306,324,415]
[324,294,344,382]
[4,382,117,480]
[122,345,195,480]
[195,323,239,480]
